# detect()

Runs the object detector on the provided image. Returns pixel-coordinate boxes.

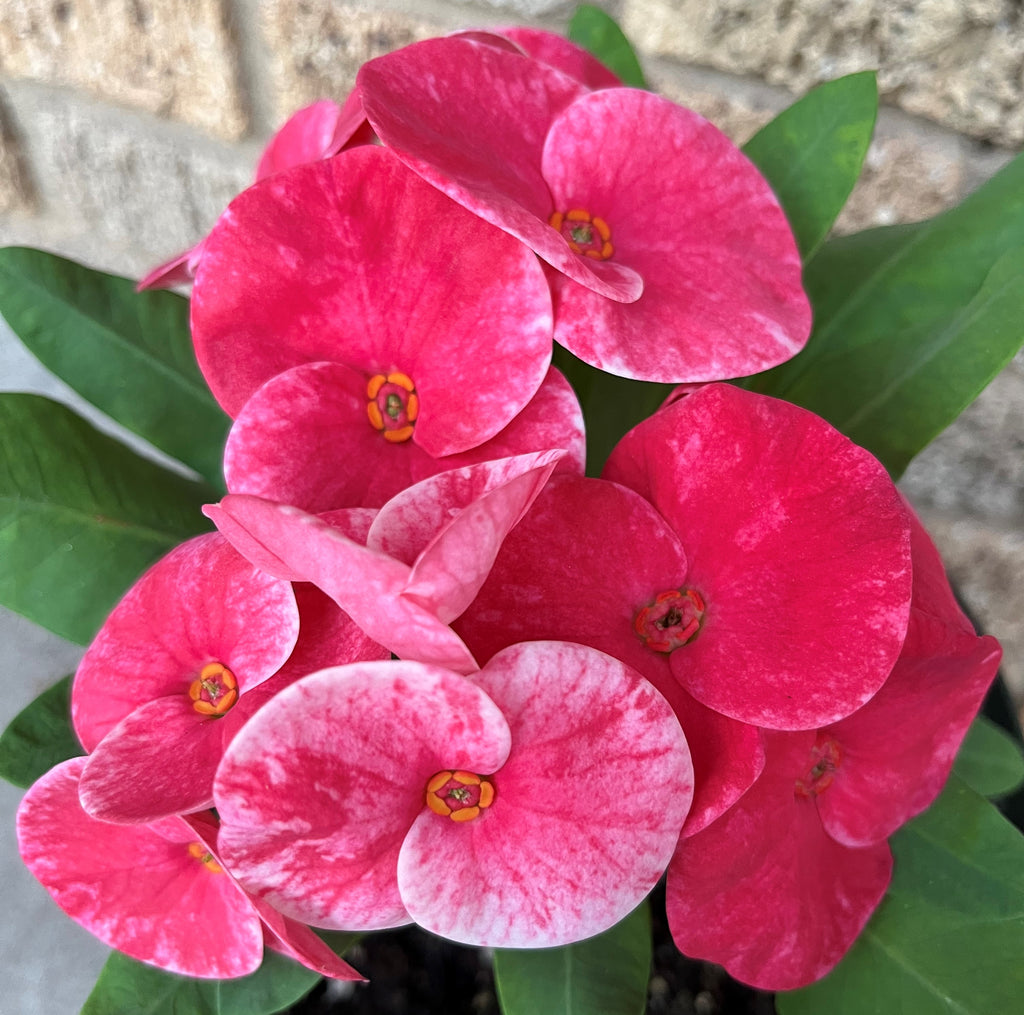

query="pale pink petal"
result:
[17,759,263,978]
[605,384,913,729]
[192,145,553,442]
[398,641,692,947]
[214,661,511,930]
[369,450,564,621]
[358,37,642,303]
[254,899,365,981]
[204,495,478,673]
[818,507,1002,846]
[135,242,204,291]
[666,732,893,991]
[79,697,228,822]
[72,533,299,751]
[542,90,810,380]
[225,363,584,511]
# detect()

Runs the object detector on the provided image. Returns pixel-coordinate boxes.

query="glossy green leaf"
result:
[0,675,80,788]
[568,5,647,89]
[0,393,214,645]
[0,247,228,486]
[748,150,1024,477]
[81,950,320,1015]
[954,714,1024,799]
[743,72,877,260]
[776,776,1024,1015]
[551,345,672,475]
[493,901,650,1015]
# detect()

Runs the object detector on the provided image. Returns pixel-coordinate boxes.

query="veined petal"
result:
[398,641,692,947]
[214,662,511,930]
[254,97,363,181]
[18,759,263,979]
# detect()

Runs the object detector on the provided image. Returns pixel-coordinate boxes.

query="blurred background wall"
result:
[0,2,1022,1009]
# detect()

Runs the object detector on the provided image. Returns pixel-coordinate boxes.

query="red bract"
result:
[138,96,365,290]
[206,451,565,674]
[213,642,693,947]
[190,144,553,452]
[224,363,584,511]
[17,760,362,980]
[358,37,810,381]
[665,504,1001,990]
[71,533,385,824]
[603,383,913,729]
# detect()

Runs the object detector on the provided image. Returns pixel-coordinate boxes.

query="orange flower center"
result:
[549,208,614,260]
[634,588,705,652]
[795,736,843,799]
[187,841,224,873]
[367,371,418,443]
[425,770,495,823]
[188,662,238,716]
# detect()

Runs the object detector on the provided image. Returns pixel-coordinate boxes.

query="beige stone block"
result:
[0,0,246,140]
[260,1,444,123]
[0,93,33,213]
[0,86,253,277]
[622,0,1024,146]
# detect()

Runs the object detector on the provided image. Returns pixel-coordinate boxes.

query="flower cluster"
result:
[16,26,1000,994]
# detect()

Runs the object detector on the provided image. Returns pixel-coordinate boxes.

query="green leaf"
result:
[743,72,877,260]
[0,674,80,787]
[954,714,1024,799]
[776,776,1024,1015]
[0,247,229,486]
[493,901,651,1015]
[0,393,214,645]
[552,345,672,475]
[81,950,320,1015]
[568,5,647,89]
[748,151,1024,476]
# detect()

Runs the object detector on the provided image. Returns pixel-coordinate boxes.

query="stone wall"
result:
[1,0,1022,703]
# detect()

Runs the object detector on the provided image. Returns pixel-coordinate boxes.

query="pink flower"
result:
[223,363,584,511]
[190,144,554,461]
[212,642,693,947]
[358,36,810,381]
[205,450,565,675]
[17,759,362,980]
[664,505,1001,990]
[138,95,366,290]
[72,532,386,824]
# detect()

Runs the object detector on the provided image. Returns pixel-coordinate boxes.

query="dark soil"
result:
[288,882,776,1015]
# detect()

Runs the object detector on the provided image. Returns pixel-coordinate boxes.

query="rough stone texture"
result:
[0,91,34,213]
[914,508,1024,705]
[622,0,1024,147]
[0,83,253,278]
[260,1,445,124]
[0,0,247,141]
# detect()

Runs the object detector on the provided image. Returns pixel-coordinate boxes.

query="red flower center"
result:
[187,841,224,873]
[425,770,495,823]
[188,662,238,716]
[794,736,843,799]
[634,589,706,652]
[367,371,418,443]
[549,208,614,260]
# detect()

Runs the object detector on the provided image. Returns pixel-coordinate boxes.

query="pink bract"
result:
[190,144,553,451]
[205,450,565,674]
[358,37,810,381]
[213,642,692,947]
[17,760,362,980]
[224,363,584,511]
[138,97,364,291]
[603,383,913,729]
[454,474,763,837]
